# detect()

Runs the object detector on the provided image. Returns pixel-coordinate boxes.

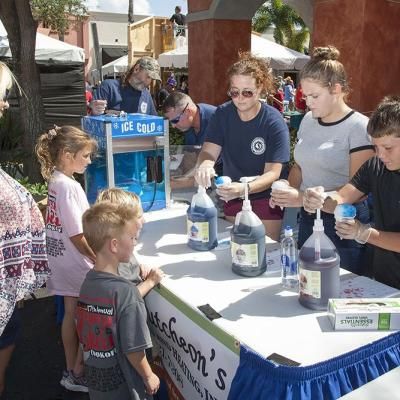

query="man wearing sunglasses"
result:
[162,91,216,147]
[163,92,219,189]
[90,56,160,116]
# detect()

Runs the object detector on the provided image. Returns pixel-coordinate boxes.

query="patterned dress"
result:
[0,169,50,335]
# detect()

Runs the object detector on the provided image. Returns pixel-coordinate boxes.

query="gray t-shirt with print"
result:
[77,270,153,400]
[294,110,373,191]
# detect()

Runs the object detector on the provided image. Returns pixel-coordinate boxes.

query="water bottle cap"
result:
[284,226,293,236]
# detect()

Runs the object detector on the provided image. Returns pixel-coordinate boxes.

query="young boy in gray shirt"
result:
[77,201,162,399]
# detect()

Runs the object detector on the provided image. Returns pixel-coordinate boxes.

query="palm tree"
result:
[252,0,309,53]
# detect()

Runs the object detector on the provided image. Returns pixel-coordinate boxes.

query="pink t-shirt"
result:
[45,171,93,297]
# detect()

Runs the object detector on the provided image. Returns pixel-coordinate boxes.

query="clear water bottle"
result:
[281,226,298,289]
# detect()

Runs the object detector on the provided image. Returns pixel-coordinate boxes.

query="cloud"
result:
[85,0,151,15]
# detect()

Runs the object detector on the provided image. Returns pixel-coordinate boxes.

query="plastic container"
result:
[187,186,218,251]
[334,204,356,222]
[281,226,298,289]
[214,176,232,187]
[298,219,340,310]
[230,179,266,277]
[270,179,290,210]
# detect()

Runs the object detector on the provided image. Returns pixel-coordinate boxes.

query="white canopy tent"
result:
[0,22,85,63]
[158,33,309,70]
[101,54,129,77]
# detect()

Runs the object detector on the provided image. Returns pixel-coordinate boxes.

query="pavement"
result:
[1,294,89,400]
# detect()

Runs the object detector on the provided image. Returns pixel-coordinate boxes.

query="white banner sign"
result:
[146,289,240,400]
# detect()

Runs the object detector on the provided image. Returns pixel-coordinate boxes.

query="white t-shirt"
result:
[45,170,93,297]
[294,111,373,191]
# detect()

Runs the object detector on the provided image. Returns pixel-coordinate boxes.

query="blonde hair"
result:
[96,188,143,216]
[36,125,98,181]
[83,201,140,253]
[227,51,273,97]
[300,46,349,94]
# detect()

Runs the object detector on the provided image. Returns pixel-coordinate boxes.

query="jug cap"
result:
[313,218,324,231]
[242,199,252,211]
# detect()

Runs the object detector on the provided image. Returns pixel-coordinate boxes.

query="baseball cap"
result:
[136,56,161,81]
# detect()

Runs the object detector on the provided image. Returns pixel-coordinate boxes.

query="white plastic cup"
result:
[270,180,290,210]
[214,176,232,188]
[271,180,289,192]
[334,204,356,222]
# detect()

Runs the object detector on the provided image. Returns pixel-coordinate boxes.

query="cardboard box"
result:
[328,298,400,330]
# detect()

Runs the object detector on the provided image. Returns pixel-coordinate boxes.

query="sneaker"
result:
[60,370,89,393]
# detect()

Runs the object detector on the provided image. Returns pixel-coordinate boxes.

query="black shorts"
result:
[0,308,21,349]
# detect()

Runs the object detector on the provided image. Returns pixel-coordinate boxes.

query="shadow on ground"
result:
[1,296,89,400]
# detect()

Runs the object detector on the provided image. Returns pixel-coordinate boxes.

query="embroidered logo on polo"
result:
[140,101,148,113]
[251,137,265,155]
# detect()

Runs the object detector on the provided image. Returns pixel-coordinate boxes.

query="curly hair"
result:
[227,51,273,97]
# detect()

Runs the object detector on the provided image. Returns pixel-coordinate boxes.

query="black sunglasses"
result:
[227,88,257,98]
[170,103,189,124]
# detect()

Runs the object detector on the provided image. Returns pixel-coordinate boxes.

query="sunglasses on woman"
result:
[227,88,257,98]
[170,102,189,124]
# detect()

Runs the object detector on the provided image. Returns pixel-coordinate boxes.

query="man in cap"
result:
[162,91,219,190]
[157,75,177,110]
[91,56,160,116]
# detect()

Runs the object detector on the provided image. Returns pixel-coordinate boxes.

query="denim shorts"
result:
[0,308,21,349]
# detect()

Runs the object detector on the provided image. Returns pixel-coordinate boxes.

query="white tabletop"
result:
[137,205,400,366]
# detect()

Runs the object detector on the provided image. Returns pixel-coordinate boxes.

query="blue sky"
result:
[85,0,187,17]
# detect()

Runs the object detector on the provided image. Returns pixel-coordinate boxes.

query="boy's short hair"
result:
[83,201,139,253]
[96,188,142,216]
[368,95,400,138]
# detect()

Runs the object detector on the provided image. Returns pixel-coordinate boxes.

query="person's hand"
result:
[90,99,107,115]
[144,372,160,396]
[146,268,164,287]
[335,220,372,244]
[303,186,325,213]
[195,163,216,188]
[216,182,245,202]
[271,185,301,208]
[139,264,152,280]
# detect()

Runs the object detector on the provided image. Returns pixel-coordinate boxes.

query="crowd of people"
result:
[1,33,400,399]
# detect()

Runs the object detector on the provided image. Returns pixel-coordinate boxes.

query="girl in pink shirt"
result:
[36,126,97,392]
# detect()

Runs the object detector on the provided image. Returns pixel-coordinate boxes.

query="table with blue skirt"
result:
[137,204,400,400]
